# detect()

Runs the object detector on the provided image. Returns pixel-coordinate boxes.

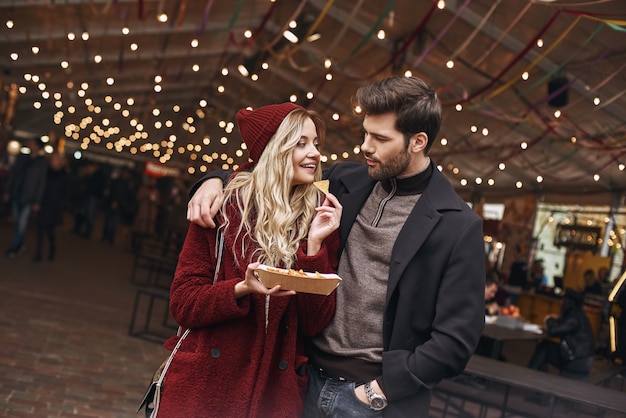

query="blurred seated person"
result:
[530,258,554,289]
[485,272,500,316]
[583,268,603,295]
[475,273,504,359]
[597,266,610,285]
[530,259,555,295]
[528,289,596,377]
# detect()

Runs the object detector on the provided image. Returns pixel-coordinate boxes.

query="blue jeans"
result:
[302,364,383,418]
[7,202,33,252]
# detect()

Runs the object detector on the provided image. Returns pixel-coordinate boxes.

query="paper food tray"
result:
[256,264,341,296]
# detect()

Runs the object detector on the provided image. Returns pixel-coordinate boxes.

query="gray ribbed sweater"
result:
[312,179,421,364]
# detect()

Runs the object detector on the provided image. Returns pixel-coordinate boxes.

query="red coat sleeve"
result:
[169,222,250,330]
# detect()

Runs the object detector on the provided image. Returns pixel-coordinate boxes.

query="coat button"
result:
[278,360,289,370]
[211,348,220,358]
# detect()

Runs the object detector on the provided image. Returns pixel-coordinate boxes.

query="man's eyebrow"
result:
[365,129,390,139]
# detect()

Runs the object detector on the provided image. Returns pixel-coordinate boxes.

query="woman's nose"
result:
[307,145,320,157]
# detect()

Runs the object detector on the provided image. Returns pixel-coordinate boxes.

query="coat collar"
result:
[337,159,467,251]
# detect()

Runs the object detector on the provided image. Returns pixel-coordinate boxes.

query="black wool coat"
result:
[324,161,486,418]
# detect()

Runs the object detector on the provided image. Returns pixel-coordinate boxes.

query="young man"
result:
[187,76,486,417]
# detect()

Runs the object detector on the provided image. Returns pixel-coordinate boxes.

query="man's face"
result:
[360,113,411,181]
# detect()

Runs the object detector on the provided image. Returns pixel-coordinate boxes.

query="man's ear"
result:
[409,132,428,153]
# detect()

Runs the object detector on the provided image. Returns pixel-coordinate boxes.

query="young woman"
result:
[157,103,342,417]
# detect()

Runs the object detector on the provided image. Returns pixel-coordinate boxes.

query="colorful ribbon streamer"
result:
[344,1,437,82]
[268,0,336,60]
[339,0,396,65]
[486,15,582,100]
[446,10,561,106]
[412,0,472,68]
[450,0,501,61]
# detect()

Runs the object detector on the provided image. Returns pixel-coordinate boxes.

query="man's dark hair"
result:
[354,76,442,153]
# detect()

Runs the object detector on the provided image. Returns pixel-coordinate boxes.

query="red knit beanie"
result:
[236,102,303,163]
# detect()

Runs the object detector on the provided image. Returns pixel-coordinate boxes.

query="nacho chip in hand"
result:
[313,180,329,195]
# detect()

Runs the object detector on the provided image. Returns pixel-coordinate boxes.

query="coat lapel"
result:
[386,166,466,303]
[336,169,376,251]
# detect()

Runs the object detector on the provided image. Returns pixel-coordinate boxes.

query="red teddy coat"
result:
[158,211,339,418]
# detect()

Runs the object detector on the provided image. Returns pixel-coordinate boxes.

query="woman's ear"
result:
[409,132,428,153]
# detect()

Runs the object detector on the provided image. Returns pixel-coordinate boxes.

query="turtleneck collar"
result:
[380,158,433,196]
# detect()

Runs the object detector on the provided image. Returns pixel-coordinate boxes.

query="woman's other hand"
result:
[234,262,297,298]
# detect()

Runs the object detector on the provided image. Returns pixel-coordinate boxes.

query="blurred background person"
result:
[101,167,136,245]
[582,268,602,295]
[70,164,89,236]
[33,153,69,261]
[80,162,105,239]
[475,272,503,359]
[527,289,596,377]
[597,266,611,285]
[132,176,161,248]
[530,259,551,288]
[485,271,501,316]
[3,137,48,258]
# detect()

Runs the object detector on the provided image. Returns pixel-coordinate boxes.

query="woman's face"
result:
[290,117,321,187]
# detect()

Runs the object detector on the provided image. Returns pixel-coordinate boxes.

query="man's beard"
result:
[367,147,411,181]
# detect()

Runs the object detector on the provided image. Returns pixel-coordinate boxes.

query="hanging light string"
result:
[437,2,533,95]
[343,0,437,82]
[263,0,307,50]
[449,0,501,61]
[463,22,605,128]
[459,31,626,185]
[286,0,367,73]
[443,10,561,106]
[325,0,366,56]
[532,30,626,109]
[472,3,533,69]
[518,23,603,96]
[411,0,472,68]
[266,0,336,60]
[564,61,626,110]
[485,16,582,100]
[228,0,278,48]
[338,0,396,66]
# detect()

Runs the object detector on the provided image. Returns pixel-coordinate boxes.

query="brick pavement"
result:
[0,218,170,417]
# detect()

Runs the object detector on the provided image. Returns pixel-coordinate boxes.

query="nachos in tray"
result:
[256,264,341,295]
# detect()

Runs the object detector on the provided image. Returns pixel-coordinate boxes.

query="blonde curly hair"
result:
[221,108,326,269]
